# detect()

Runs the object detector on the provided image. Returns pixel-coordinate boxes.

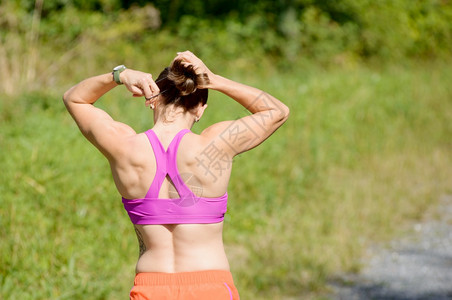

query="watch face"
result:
[114,65,125,71]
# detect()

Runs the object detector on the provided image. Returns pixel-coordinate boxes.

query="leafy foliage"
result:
[4,0,452,61]
[2,0,451,96]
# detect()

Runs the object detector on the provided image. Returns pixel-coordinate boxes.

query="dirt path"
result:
[329,194,452,300]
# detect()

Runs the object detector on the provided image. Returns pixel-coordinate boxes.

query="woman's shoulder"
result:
[197,121,246,157]
[111,131,151,162]
[184,127,232,155]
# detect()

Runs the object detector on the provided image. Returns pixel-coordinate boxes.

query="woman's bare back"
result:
[112,129,232,273]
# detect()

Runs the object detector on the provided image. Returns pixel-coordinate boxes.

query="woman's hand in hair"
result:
[174,51,216,89]
[120,69,160,102]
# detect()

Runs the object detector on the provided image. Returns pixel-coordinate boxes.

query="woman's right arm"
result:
[176,51,290,156]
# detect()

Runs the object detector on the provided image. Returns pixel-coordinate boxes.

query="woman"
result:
[63,51,289,299]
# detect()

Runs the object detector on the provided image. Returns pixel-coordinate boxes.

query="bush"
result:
[1,0,451,97]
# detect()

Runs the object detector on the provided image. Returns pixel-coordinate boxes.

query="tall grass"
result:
[1,59,451,299]
[220,62,452,298]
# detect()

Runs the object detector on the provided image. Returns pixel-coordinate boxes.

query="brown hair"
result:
[155,59,209,111]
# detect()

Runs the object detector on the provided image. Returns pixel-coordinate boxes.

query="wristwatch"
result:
[112,65,127,84]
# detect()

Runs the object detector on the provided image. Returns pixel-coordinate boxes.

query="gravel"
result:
[329,194,452,300]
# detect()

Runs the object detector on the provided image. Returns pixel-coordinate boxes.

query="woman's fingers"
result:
[176,51,197,63]
[126,72,159,100]
[148,75,160,96]
[139,78,153,99]
[129,85,144,96]
[174,51,208,76]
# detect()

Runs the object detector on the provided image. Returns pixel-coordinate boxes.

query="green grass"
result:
[1,61,451,299]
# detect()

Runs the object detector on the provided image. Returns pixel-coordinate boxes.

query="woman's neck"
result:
[152,106,194,133]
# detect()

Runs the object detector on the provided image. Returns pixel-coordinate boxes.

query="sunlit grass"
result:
[1,61,451,299]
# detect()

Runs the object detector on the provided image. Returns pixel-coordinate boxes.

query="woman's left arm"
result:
[63,69,159,160]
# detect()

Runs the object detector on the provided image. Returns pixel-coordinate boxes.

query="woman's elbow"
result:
[62,89,71,104]
[283,104,290,120]
[62,86,77,106]
[278,104,290,123]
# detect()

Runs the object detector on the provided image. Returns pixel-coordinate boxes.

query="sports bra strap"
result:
[144,129,192,198]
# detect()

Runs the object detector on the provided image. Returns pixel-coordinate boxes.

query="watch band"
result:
[113,65,127,84]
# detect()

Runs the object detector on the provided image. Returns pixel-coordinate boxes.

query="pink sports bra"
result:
[122,129,228,225]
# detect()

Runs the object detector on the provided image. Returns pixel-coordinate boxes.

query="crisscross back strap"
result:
[166,129,193,198]
[143,129,192,198]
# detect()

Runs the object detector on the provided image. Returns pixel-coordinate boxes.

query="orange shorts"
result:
[129,270,240,300]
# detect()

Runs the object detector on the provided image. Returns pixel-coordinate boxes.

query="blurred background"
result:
[1,0,451,299]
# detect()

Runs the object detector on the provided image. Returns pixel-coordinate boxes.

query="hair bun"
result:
[168,59,198,96]
[155,59,209,112]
